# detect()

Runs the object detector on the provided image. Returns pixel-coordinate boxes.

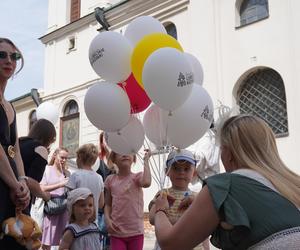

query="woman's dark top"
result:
[0,104,27,250]
[203,173,300,250]
[19,137,47,183]
[96,159,113,181]
[19,137,48,214]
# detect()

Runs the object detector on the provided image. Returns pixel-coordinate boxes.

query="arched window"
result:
[63,99,78,116]
[237,68,288,136]
[164,22,177,40]
[240,0,269,26]
[29,110,37,130]
[61,100,79,157]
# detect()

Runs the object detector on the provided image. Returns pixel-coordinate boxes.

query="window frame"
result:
[164,22,178,40]
[60,100,80,157]
[235,0,269,28]
[236,68,289,138]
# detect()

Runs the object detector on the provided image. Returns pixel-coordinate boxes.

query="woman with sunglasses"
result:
[0,38,30,249]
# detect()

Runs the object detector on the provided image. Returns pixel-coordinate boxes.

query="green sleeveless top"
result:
[203,173,300,250]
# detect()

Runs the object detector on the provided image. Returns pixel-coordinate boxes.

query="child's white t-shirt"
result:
[66,169,104,220]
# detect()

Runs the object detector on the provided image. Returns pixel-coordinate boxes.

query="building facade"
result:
[13,0,300,206]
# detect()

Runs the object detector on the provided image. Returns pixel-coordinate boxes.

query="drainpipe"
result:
[30,88,41,107]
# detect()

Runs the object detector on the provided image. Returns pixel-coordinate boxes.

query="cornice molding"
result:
[11,96,36,111]
[42,78,100,101]
[40,0,189,44]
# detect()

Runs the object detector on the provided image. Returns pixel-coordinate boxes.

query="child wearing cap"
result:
[59,187,102,250]
[148,149,210,250]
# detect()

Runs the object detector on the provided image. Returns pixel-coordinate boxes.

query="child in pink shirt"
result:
[104,151,151,250]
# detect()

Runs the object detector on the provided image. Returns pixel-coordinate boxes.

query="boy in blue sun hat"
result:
[148,149,210,250]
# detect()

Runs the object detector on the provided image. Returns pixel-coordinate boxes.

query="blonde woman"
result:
[154,114,300,250]
[40,148,70,250]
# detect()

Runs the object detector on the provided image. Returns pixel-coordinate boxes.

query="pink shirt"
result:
[40,165,65,196]
[105,172,144,238]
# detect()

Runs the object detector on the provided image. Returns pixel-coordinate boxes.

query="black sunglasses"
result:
[0,51,21,61]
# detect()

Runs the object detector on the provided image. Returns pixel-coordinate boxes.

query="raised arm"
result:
[155,186,219,250]
[139,149,152,188]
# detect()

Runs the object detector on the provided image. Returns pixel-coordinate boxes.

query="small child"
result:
[149,149,210,250]
[66,144,104,223]
[104,150,152,250]
[59,188,102,250]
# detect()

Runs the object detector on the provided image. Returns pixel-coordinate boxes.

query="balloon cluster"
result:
[86,16,214,154]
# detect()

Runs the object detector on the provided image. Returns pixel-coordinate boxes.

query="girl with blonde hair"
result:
[104,150,152,250]
[59,187,101,250]
[154,114,300,250]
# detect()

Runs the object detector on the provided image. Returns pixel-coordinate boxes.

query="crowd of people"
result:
[1,36,300,250]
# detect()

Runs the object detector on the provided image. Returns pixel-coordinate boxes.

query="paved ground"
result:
[143,232,219,250]
[144,232,156,250]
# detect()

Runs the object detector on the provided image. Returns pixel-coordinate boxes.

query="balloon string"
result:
[120,81,135,114]
[142,135,161,189]
[140,112,162,188]
[117,130,136,155]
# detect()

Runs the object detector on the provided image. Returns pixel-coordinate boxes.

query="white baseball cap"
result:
[67,187,93,214]
[166,149,197,168]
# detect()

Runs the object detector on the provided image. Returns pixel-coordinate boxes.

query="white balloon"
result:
[89,31,133,83]
[143,104,168,147]
[36,102,59,125]
[124,16,167,46]
[84,82,131,132]
[184,53,204,85]
[163,85,214,148]
[142,48,194,111]
[105,117,145,155]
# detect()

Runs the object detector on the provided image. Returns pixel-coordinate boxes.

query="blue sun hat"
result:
[166,149,197,168]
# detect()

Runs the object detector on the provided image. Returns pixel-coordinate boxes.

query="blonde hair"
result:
[107,151,136,173]
[49,147,69,166]
[76,144,98,167]
[49,148,69,175]
[0,38,24,74]
[69,194,96,224]
[220,114,300,207]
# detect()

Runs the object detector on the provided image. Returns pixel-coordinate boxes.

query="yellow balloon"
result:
[131,33,183,88]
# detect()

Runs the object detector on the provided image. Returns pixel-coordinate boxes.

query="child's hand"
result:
[178,195,195,211]
[143,149,152,162]
[61,177,69,187]
[155,191,170,211]
[166,194,176,207]
[106,218,120,235]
